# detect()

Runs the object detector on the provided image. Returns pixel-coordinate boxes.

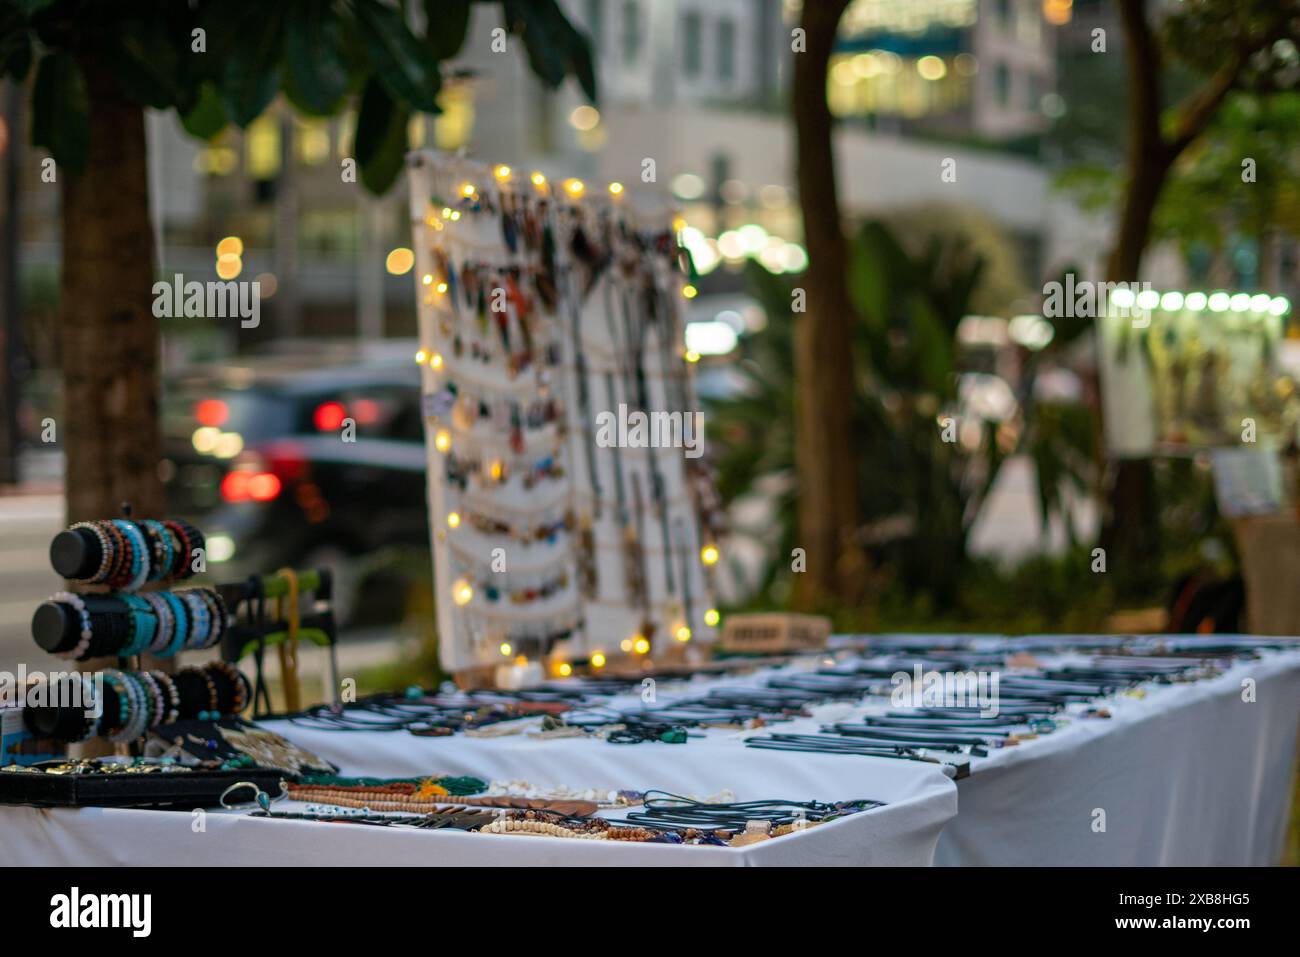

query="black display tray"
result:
[0,767,284,809]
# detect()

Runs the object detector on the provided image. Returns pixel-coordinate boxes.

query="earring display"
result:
[1098,291,1292,455]
[406,152,724,674]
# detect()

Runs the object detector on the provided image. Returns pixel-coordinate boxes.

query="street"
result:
[0,493,63,674]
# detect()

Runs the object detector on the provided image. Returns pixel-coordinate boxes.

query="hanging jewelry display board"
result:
[1097,290,1291,456]
[406,151,722,675]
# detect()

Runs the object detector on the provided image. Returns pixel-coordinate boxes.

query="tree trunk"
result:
[1098,1,1175,598]
[791,0,867,611]
[59,63,165,758]
[60,62,163,525]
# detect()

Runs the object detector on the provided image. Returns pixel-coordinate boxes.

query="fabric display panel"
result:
[405,151,723,674]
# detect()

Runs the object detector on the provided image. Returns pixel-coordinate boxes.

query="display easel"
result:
[406,151,722,679]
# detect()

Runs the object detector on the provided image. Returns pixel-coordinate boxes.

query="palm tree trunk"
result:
[791,0,867,611]
[59,62,165,757]
[59,61,163,525]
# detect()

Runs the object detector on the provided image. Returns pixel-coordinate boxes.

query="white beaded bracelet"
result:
[50,591,93,660]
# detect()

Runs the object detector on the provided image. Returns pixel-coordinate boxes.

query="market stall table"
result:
[934,646,1300,865]
[265,640,1300,867]
[0,758,956,866]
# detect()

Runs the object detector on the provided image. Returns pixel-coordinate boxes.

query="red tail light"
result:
[220,469,283,503]
[220,444,305,504]
[313,401,346,431]
[194,398,229,427]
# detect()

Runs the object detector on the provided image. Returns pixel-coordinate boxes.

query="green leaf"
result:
[284,1,349,115]
[0,0,32,79]
[354,75,409,194]
[108,16,188,109]
[503,0,564,88]
[423,0,472,61]
[352,0,441,113]
[31,52,89,174]
[181,82,229,140]
[502,0,597,102]
[220,6,286,126]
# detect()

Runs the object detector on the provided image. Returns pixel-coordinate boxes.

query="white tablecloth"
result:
[3,643,1296,866]
[264,647,1300,867]
[0,745,956,866]
[935,650,1300,865]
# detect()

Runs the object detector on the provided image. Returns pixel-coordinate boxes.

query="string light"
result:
[494,164,512,180]
[429,352,443,370]
[434,429,452,453]
[619,639,633,652]
[684,350,701,363]
[608,182,624,196]
[563,178,585,198]
[675,625,691,642]
[447,511,461,528]
[633,636,651,655]
[531,171,547,188]
[386,248,414,275]
[514,655,528,666]
[452,578,474,606]
[499,642,512,656]
[682,284,698,299]
[421,274,434,286]
[701,544,720,565]
[461,183,476,198]
[590,651,606,668]
[415,349,428,365]
[435,281,448,294]
[557,662,572,677]
[704,608,720,627]
[216,254,242,280]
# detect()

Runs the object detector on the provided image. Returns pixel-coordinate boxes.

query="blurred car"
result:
[160,342,428,623]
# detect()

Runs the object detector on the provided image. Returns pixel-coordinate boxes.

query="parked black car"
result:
[161,343,429,623]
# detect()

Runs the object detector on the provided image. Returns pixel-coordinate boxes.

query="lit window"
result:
[434,85,475,151]
[296,119,330,166]
[245,115,281,180]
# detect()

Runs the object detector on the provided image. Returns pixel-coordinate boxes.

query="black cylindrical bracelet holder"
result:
[31,595,131,657]
[49,528,103,581]
[24,666,248,741]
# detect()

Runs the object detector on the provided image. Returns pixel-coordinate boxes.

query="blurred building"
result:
[12,0,1106,360]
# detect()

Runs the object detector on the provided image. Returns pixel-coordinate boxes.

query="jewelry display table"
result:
[3,638,1296,866]
[934,647,1300,865]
